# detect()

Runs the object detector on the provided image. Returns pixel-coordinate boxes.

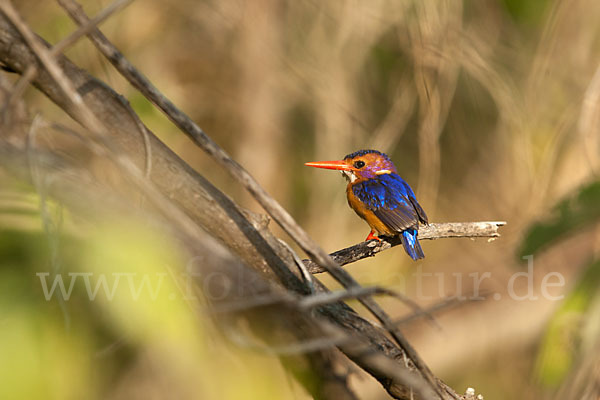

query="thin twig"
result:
[278,237,316,293]
[3,0,132,116]
[224,320,352,355]
[418,221,506,240]
[53,0,133,56]
[123,103,152,178]
[305,221,507,274]
[300,286,405,310]
[393,294,486,327]
[209,285,420,316]
[26,115,71,330]
[224,316,439,400]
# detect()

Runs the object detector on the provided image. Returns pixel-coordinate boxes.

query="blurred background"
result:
[3,0,600,399]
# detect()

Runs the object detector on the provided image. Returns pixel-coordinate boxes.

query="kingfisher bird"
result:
[305,149,428,260]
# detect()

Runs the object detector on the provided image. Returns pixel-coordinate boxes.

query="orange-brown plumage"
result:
[346,184,395,236]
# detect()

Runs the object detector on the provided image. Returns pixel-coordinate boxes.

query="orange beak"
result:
[304,160,354,171]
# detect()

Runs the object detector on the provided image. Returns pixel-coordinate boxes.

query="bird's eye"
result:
[353,160,366,169]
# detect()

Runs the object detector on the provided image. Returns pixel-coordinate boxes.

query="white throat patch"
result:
[341,170,357,183]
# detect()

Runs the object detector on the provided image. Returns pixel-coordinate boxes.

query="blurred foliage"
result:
[0,184,301,400]
[518,181,600,258]
[500,0,552,26]
[519,180,600,389]
[534,259,600,387]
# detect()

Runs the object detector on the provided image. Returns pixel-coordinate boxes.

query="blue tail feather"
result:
[401,229,424,260]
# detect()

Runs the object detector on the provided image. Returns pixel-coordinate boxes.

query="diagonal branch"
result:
[3,0,133,148]
[305,221,506,274]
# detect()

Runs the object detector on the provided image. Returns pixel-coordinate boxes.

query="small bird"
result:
[305,149,428,260]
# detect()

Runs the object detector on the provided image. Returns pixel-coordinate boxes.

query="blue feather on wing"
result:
[352,174,427,260]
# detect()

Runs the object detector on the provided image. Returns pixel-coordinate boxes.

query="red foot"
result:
[365,230,381,242]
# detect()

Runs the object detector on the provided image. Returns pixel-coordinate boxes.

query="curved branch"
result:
[305,221,506,274]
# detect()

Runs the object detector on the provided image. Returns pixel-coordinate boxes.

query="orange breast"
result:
[346,184,395,236]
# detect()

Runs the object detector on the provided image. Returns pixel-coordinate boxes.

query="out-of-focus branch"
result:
[3,0,133,125]
[305,221,506,274]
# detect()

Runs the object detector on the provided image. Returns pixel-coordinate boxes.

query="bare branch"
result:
[223,315,440,400]
[300,287,410,311]
[394,294,488,327]
[305,221,507,274]
[418,221,505,240]
[3,0,132,117]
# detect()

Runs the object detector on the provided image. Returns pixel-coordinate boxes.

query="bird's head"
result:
[305,149,397,183]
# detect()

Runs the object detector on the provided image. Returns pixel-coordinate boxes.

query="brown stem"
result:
[305,221,506,274]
